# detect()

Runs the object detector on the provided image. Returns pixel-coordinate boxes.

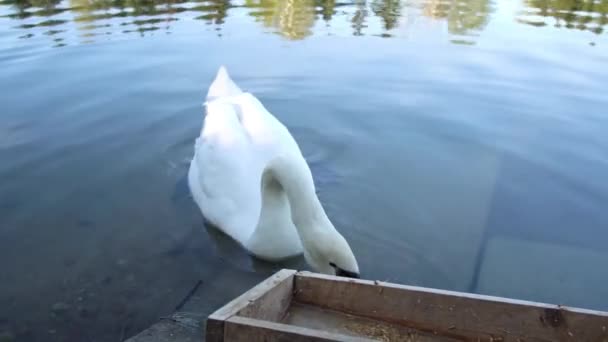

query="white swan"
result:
[188,66,359,278]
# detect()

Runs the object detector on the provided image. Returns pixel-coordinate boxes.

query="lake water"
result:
[1,0,607,340]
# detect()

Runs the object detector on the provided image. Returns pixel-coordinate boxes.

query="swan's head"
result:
[302,227,360,279]
[327,233,360,278]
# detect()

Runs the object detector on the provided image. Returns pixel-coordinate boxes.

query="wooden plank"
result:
[294,271,608,342]
[205,269,296,342]
[237,268,294,322]
[224,316,375,342]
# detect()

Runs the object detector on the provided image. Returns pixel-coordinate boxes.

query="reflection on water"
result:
[2,0,606,47]
[421,0,492,42]
[246,0,316,40]
[518,0,608,34]
[372,0,402,32]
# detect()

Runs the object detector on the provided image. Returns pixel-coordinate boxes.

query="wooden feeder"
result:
[206,269,608,341]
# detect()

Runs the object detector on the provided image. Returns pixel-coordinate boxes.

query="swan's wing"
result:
[190,68,301,247]
[230,92,299,151]
[189,101,266,245]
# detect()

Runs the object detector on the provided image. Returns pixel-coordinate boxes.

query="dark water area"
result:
[0,0,607,341]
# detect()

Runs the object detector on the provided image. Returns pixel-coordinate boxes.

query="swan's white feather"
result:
[188,67,303,260]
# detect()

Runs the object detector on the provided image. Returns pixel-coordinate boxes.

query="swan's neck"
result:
[268,155,331,241]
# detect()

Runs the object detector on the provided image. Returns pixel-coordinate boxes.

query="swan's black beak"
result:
[335,267,360,279]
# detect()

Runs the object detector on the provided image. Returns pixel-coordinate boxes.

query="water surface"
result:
[1,0,607,341]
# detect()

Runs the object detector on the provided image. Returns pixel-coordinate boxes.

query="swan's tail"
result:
[206,65,243,101]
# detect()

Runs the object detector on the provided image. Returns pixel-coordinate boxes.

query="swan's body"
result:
[188,66,359,277]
